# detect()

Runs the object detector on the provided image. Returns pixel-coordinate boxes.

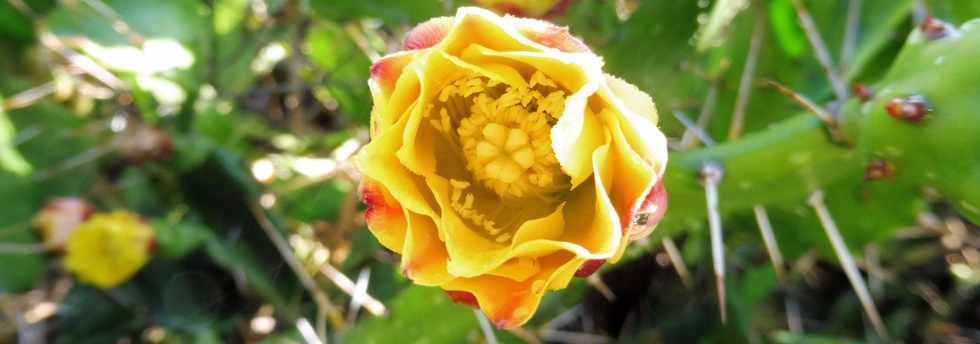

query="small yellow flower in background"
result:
[474,0,573,18]
[33,197,96,250]
[357,7,667,328]
[64,211,156,289]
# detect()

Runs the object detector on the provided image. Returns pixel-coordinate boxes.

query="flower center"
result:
[428,72,571,242]
[440,73,568,199]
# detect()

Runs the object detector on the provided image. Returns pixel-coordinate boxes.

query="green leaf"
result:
[310,1,445,24]
[0,1,36,43]
[152,219,214,260]
[0,171,46,292]
[47,0,209,120]
[305,21,373,124]
[54,284,148,344]
[772,332,865,344]
[769,0,806,58]
[0,98,32,175]
[278,179,353,222]
[342,286,478,343]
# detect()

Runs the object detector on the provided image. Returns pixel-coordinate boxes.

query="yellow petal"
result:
[355,117,438,218]
[487,257,539,282]
[439,52,527,87]
[401,212,454,286]
[427,176,613,279]
[438,7,547,56]
[458,44,595,91]
[443,253,582,329]
[558,145,622,257]
[359,178,408,253]
[64,211,155,289]
[600,75,668,175]
[369,50,418,100]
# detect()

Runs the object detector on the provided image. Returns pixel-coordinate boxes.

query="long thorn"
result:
[680,84,718,149]
[295,318,325,344]
[3,82,56,111]
[475,310,499,344]
[753,206,786,280]
[785,295,804,333]
[0,243,46,255]
[320,263,386,317]
[79,0,144,45]
[542,305,581,330]
[662,238,693,289]
[701,162,726,323]
[807,191,889,341]
[32,145,114,182]
[586,274,616,302]
[673,111,716,147]
[792,0,849,101]
[727,12,765,141]
[346,267,371,323]
[841,0,862,72]
[38,31,125,90]
[753,205,802,333]
[538,329,613,344]
[250,202,341,341]
[763,80,848,143]
[763,80,837,125]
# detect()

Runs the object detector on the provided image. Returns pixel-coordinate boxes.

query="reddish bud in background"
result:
[885,95,931,123]
[854,83,873,102]
[864,160,895,181]
[116,125,174,163]
[919,16,955,40]
[32,197,96,250]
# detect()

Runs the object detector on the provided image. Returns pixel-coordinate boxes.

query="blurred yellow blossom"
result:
[64,211,156,289]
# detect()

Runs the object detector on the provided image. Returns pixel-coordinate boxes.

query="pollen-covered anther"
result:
[885,95,931,123]
[447,73,569,199]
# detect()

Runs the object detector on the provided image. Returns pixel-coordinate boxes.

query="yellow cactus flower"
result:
[473,0,572,18]
[64,211,156,289]
[357,7,667,328]
[32,197,96,250]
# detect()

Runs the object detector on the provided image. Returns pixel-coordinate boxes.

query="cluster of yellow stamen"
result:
[428,71,570,243]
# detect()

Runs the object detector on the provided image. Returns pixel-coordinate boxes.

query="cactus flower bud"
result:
[864,159,895,181]
[919,16,956,40]
[32,197,96,250]
[885,95,931,123]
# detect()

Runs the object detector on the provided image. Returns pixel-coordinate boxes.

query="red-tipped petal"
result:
[358,180,402,229]
[513,18,590,53]
[575,259,605,277]
[446,290,480,308]
[369,53,415,96]
[404,17,454,51]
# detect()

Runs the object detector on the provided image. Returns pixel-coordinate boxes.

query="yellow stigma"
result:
[440,72,568,199]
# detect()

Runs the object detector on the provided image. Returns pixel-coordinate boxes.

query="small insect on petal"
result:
[864,159,895,181]
[885,95,931,123]
[919,16,956,40]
